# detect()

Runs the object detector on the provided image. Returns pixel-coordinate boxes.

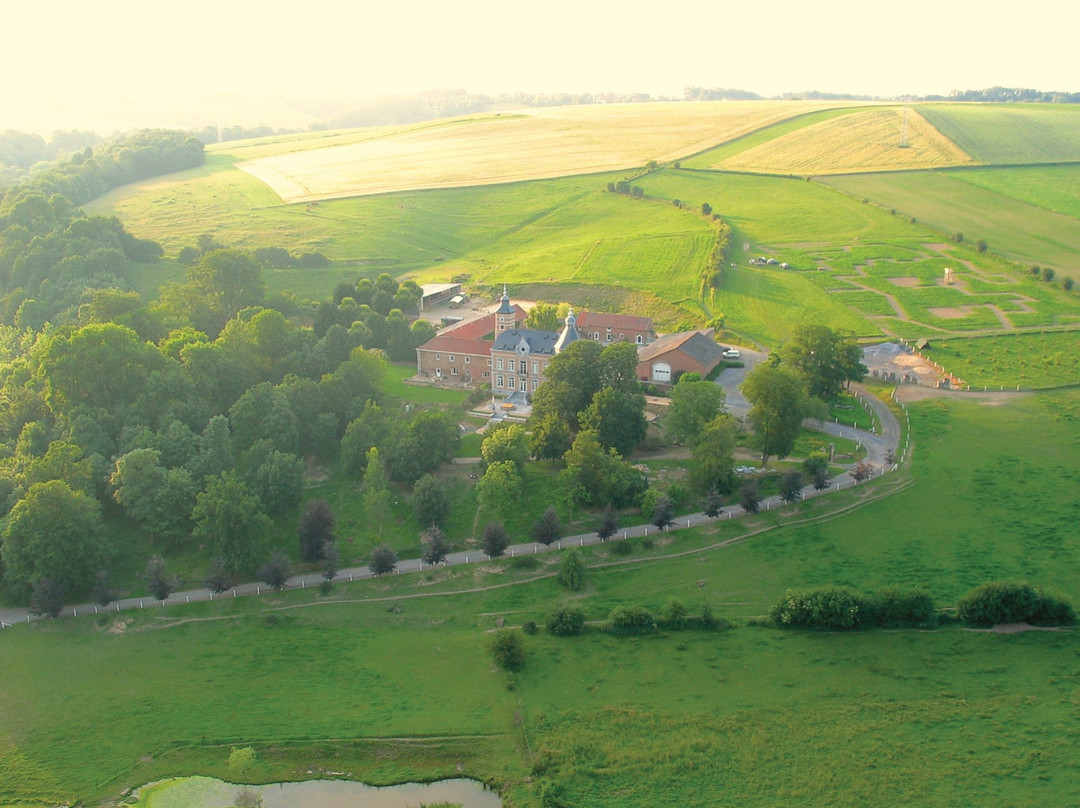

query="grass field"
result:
[923,331,1080,389]
[820,170,1080,278]
[947,164,1080,219]
[4,390,1080,807]
[920,103,1080,164]
[717,107,973,175]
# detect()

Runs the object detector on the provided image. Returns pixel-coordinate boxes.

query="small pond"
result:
[135,775,502,807]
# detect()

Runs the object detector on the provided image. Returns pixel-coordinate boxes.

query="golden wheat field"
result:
[717,107,975,174]
[231,101,859,202]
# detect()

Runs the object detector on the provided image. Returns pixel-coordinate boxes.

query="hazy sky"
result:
[5,0,1078,131]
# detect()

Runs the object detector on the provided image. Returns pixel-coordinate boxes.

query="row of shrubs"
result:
[539,599,727,638]
[768,581,1074,631]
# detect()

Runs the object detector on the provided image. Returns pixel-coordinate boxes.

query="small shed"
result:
[915,338,931,351]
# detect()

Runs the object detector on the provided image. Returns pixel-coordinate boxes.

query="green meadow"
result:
[919,103,1080,164]
[5,390,1080,806]
[821,169,1080,277]
[948,164,1080,219]
[924,331,1080,389]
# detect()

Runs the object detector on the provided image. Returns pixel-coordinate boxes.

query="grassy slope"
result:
[4,391,1080,807]
[947,164,1080,219]
[920,103,1080,164]
[819,170,1080,278]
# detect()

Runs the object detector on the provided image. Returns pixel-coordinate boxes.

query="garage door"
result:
[652,362,671,382]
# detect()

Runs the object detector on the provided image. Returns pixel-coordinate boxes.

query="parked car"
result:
[723,348,741,359]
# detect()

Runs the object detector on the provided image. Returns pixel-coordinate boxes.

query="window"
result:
[636,335,643,344]
[464,356,470,364]
[620,333,625,340]
[482,371,489,379]
[496,358,504,371]
[531,378,538,391]
[531,360,538,374]
[496,374,504,387]
[435,353,441,360]
[519,360,526,374]
[593,332,600,340]
[508,377,516,390]
[449,354,455,363]
[451,366,458,375]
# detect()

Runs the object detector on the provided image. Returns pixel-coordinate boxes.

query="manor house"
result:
[415,289,655,396]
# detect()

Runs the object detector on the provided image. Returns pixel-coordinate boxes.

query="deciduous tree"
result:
[482,521,511,557]
[667,381,727,444]
[743,362,807,463]
[532,506,562,545]
[412,474,450,527]
[2,480,106,602]
[192,471,270,574]
[298,499,336,561]
[368,543,397,575]
[421,526,450,565]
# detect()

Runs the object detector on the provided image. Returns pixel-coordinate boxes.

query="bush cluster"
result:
[769,581,1075,631]
[769,585,937,630]
[955,581,1075,626]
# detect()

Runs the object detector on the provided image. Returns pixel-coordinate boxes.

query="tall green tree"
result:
[192,471,270,573]
[529,412,572,461]
[481,423,530,471]
[579,386,647,457]
[778,324,866,400]
[187,248,265,326]
[412,473,450,527]
[598,341,640,392]
[298,499,336,561]
[534,339,604,428]
[362,447,391,534]
[743,362,808,463]
[476,460,522,524]
[667,381,727,444]
[1,480,106,602]
[688,414,738,494]
[523,302,561,331]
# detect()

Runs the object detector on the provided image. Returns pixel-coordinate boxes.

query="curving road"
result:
[0,378,902,628]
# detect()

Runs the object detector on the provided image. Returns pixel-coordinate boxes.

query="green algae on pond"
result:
[135,775,501,807]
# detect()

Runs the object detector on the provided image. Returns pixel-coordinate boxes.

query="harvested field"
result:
[718,107,973,174]
[234,101,846,202]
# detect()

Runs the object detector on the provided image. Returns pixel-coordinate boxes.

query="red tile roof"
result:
[440,305,525,339]
[417,334,493,356]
